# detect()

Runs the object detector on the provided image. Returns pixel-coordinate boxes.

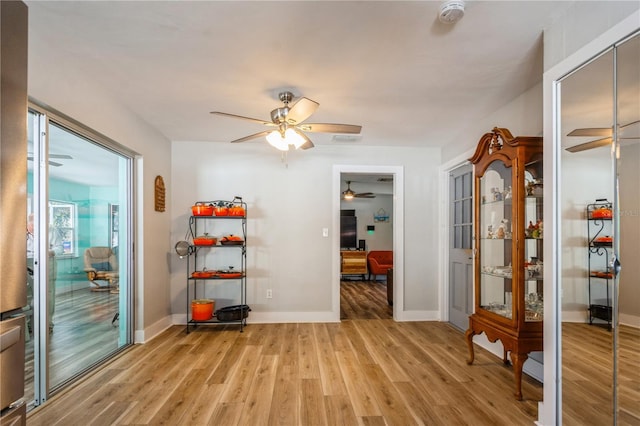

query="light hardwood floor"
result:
[562,322,640,425]
[28,280,543,425]
[25,287,120,402]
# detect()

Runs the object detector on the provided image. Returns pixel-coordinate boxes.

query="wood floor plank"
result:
[218,345,262,403]
[300,378,328,426]
[179,383,225,425]
[298,323,321,380]
[206,335,249,384]
[313,323,349,396]
[360,363,417,425]
[267,364,299,426]
[353,320,411,382]
[208,401,244,425]
[146,368,208,425]
[237,355,278,425]
[335,350,382,417]
[324,394,359,425]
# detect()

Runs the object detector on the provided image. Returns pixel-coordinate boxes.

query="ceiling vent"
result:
[332,134,361,142]
[439,0,465,24]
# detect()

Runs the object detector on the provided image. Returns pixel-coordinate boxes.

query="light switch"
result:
[322,228,329,237]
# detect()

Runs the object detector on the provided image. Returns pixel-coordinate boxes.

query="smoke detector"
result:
[439,0,465,24]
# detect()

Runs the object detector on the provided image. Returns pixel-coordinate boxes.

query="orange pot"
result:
[192,203,213,216]
[591,207,612,219]
[193,234,217,246]
[229,206,245,216]
[214,206,229,216]
[192,299,214,321]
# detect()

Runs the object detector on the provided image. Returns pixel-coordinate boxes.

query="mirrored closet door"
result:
[559,31,639,424]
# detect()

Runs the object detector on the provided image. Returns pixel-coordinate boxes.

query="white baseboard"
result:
[135,315,173,344]
[562,310,588,323]
[619,313,640,328]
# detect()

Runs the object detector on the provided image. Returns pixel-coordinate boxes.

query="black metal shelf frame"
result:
[586,199,613,329]
[185,199,248,333]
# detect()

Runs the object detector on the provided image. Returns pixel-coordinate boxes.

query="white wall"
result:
[28,31,173,341]
[170,142,440,320]
[442,82,543,164]
[340,195,393,252]
[543,1,640,71]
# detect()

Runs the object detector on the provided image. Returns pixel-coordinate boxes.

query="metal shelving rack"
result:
[586,199,612,330]
[186,199,247,333]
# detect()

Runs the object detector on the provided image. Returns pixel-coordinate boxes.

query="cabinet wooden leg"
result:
[510,352,528,400]
[465,329,475,365]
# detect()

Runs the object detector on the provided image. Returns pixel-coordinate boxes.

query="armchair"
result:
[367,250,393,281]
[84,246,119,292]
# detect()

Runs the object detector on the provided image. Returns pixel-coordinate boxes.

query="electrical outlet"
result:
[322,227,329,237]
[266,289,273,299]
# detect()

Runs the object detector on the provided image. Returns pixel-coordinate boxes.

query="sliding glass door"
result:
[26,106,133,408]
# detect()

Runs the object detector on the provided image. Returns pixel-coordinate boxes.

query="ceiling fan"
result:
[211,91,362,151]
[565,119,640,153]
[27,153,73,167]
[342,181,375,200]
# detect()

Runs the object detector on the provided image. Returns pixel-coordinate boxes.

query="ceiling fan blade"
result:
[297,131,315,150]
[566,137,612,153]
[286,97,319,125]
[230,130,272,144]
[211,111,274,126]
[566,120,640,138]
[354,193,376,198]
[567,127,612,137]
[299,123,362,134]
[48,161,63,167]
[50,154,72,159]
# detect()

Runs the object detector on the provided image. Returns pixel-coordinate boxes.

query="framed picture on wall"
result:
[109,204,119,249]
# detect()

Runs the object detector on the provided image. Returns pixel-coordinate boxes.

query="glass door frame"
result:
[27,101,136,408]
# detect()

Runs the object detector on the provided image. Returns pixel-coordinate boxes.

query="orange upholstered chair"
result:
[367,251,393,281]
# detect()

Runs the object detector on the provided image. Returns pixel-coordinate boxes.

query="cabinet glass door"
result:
[478,160,513,320]
[524,171,543,322]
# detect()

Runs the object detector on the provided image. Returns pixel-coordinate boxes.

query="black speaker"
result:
[358,239,366,251]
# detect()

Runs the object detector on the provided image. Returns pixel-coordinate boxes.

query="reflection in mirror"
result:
[615,32,640,424]
[560,49,614,424]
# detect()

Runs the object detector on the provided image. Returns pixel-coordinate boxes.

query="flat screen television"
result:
[340,213,357,249]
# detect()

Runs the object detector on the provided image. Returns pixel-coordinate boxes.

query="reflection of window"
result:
[109,204,119,249]
[49,200,77,257]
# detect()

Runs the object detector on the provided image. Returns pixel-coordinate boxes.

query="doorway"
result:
[333,165,404,321]
[25,105,134,409]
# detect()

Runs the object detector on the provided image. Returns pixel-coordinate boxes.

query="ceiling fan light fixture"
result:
[343,190,354,200]
[266,128,306,151]
[266,130,290,151]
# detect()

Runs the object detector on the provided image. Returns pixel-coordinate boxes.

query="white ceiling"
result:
[26,0,578,155]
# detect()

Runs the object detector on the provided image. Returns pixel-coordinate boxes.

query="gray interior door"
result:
[449,164,473,331]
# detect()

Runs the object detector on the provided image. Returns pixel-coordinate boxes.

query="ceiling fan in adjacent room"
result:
[27,153,73,167]
[565,119,640,152]
[211,91,362,151]
[342,181,375,200]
